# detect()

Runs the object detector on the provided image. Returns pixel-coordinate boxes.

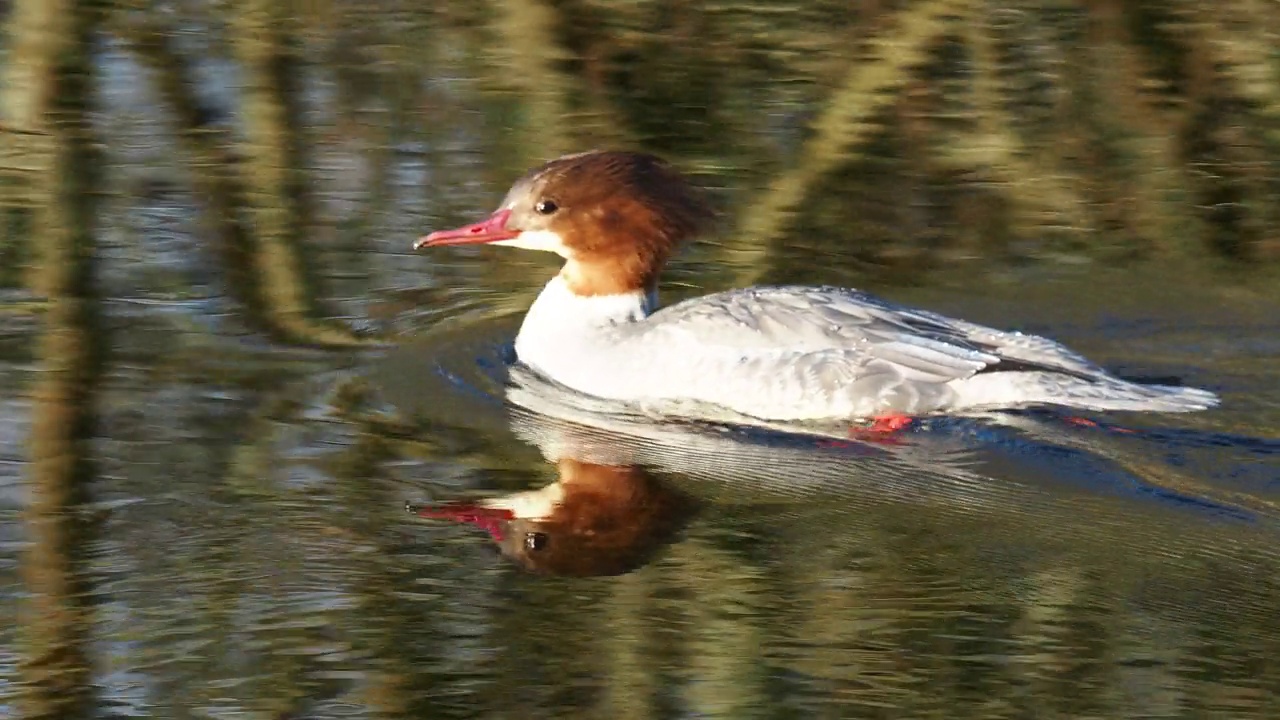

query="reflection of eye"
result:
[534,200,558,215]
[524,532,549,552]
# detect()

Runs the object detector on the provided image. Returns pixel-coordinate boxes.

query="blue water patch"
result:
[951,410,1262,524]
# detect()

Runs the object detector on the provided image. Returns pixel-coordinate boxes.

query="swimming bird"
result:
[415,150,1218,424]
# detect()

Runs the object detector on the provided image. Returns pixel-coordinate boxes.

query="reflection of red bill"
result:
[407,502,515,542]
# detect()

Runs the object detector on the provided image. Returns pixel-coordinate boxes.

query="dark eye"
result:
[524,532,549,552]
[534,200,558,215]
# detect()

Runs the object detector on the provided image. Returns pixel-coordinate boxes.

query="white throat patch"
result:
[493,230,569,257]
[481,483,566,520]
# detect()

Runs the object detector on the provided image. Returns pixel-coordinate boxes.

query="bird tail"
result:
[952,372,1219,413]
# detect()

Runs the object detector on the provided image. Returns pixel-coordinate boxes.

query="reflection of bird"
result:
[408,458,695,577]
[401,362,1261,577]
[415,150,1218,424]
[406,364,999,577]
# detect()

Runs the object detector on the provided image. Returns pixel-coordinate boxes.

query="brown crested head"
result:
[411,459,697,577]
[417,150,715,296]
[495,460,696,577]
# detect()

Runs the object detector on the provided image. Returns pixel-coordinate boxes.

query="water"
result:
[4,8,1280,717]
[8,244,1278,716]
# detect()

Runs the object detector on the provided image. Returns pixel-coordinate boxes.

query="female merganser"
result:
[415,150,1218,423]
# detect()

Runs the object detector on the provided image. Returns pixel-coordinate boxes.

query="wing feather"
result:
[641,285,1108,385]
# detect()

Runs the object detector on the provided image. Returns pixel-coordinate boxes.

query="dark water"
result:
[6,243,1280,716]
[5,13,1280,719]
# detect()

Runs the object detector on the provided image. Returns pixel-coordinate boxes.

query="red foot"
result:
[843,413,916,444]
[865,413,914,434]
[1065,415,1136,434]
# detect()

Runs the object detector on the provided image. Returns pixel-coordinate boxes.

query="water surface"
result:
[3,11,1280,716]
[8,246,1279,716]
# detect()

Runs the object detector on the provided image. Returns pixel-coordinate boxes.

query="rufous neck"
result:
[537,274,655,324]
[560,256,662,299]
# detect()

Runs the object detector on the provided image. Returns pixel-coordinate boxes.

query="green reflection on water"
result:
[2,0,1280,717]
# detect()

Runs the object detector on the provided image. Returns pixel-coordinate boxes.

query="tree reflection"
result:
[2,0,1280,717]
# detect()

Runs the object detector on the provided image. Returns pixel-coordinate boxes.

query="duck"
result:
[407,458,695,576]
[415,150,1218,424]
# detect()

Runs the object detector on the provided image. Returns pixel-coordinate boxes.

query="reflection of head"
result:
[411,459,696,576]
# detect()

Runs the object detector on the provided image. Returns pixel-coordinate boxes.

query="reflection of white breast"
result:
[502,363,990,505]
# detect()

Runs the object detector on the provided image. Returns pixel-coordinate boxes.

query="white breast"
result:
[511,279,1219,421]
[512,279,943,420]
